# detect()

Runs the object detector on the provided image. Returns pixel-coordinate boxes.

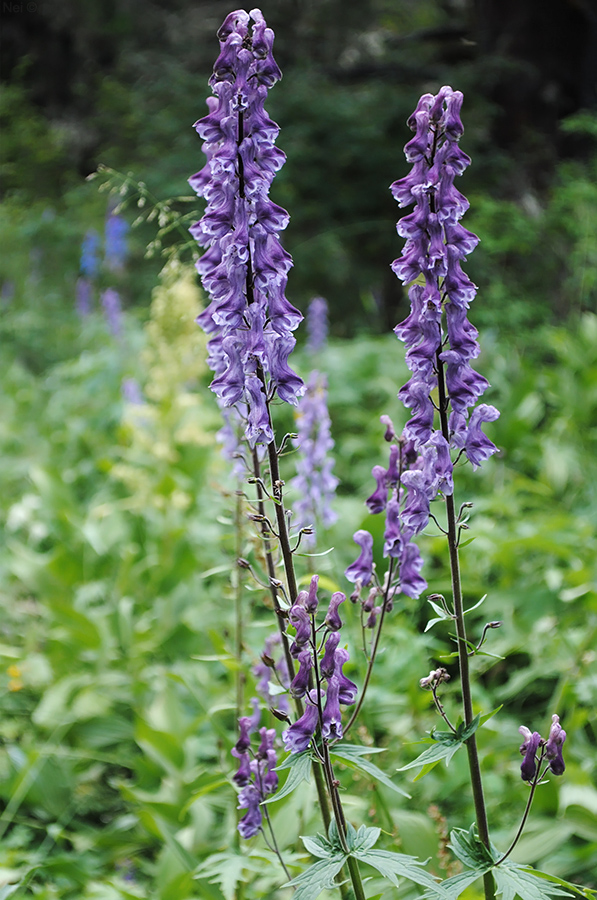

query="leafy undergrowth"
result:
[0,275,595,897]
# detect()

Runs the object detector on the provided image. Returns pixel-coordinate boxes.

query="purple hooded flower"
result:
[321,676,343,741]
[545,714,566,776]
[325,592,346,632]
[345,530,374,587]
[305,574,319,613]
[289,647,313,698]
[366,465,389,514]
[320,632,340,678]
[282,690,320,753]
[190,9,304,446]
[288,603,311,652]
[519,726,542,782]
[334,647,358,705]
[464,404,500,469]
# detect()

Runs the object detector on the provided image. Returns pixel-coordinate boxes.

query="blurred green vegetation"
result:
[0,270,595,895]
[0,0,596,896]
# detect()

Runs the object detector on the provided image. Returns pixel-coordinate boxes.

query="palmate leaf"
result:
[354,848,450,897]
[398,716,482,780]
[422,869,489,900]
[494,862,597,900]
[196,849,296,900]
[331,743,411,797]
[449,825,494,870]
[283,855,347,900]
[265,749,313,804]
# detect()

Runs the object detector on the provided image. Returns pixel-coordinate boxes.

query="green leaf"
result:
[331,744,411,797]
[354,848,449,896]
[352,824,381,853]
[195,850,272,900]
[464,594,488,615]
[265,750,313,804]
[423,869,488,900]
[397,739,464,776]
[283,855,347,900]
[449,826,494,871]
[479,706,503,726]
[302,833,336,859]
[494,862,574,900]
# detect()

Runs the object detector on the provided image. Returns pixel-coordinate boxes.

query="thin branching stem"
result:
[495,758,549,866]
[344,558,396,738]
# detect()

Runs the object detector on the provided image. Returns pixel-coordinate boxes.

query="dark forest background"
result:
[2,0,597,337]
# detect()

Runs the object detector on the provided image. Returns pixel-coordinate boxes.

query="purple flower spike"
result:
[105,212,129,273]
[306,296,329,354]
[190,8,304,446]
[291,371,338,542]
[325,592,346,631]
[345,530,374,586]
[545,714,566,776]
[519,726,542,782]
[237,783,262,838]
[392,86,499,468]
[80,229,101,280]
[282,691,320,753]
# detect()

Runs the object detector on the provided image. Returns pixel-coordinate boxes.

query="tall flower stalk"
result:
[391,86,499,900]
[190,12,364,899]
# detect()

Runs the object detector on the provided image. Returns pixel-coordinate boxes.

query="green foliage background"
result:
[1,0,596,896]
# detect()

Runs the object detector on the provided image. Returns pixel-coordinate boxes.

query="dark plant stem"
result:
[262,803,292,879]
[436,349,495,900]
[309,623,366,900]
[495,759,547,866]
[344,559,395,738]
[234,488,245,722]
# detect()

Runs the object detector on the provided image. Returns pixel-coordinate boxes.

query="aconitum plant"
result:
[190,12,582,900]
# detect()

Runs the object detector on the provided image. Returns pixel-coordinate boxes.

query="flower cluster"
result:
[105,211,129,273]
[232,712,278,838]
[519,714,566,782]
[291,297,338,542]
[282,576,357,753]
[345,415,428,608]
[291,371,338,542]
[305,296,329,355]
[391,86,499,485]
[190,8,304,447]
